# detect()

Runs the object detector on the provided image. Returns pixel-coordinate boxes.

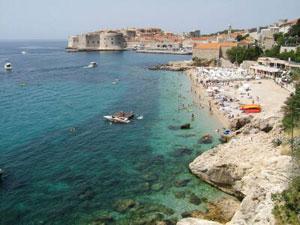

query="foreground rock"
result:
[179,118,296,225]
[182,197,240,223]
[177,218,222,225]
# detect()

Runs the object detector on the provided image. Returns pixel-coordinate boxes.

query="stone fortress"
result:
[66,27,186,52]
[67,31,127,51]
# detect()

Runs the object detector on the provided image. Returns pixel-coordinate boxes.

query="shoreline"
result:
[136,49,192,55]
[177,66,296,225]
[186,69,231,128]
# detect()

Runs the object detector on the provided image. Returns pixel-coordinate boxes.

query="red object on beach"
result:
[240,104,261,114]
[242,108,261,114]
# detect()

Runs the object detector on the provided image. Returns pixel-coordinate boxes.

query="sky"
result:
[0,0,299,40]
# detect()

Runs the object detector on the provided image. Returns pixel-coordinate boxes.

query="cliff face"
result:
[178,118,295,225]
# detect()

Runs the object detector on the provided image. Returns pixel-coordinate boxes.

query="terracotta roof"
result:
[192,36,215,41]
[220,42,238,47]
[194,42,237,49]
[194,43,221,49]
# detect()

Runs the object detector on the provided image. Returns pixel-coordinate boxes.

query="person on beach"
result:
[209,101,213,114]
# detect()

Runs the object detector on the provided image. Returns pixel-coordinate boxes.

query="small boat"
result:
[104,111,134,124]
[4,62,12,71]
[21,51,27,55]
[104,116,130,124]
[87,62,97,68]
[112,79,120,85]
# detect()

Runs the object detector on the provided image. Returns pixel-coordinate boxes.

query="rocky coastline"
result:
[178,116,297,225]
[149,61,194,72]
[176,67,297,225]
[146,61,298,225]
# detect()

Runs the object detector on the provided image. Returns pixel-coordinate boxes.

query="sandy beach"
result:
[186,67,291,129]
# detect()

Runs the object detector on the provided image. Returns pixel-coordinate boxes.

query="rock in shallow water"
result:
[189,193,202,205]
[180,124,191,130]
[175,179,191,187]
[151,183,164,191]
[115,202,175,224]
[174,191,186,199]
[198,135,213,144]
[113,199,137,213]
[172,148,193,157]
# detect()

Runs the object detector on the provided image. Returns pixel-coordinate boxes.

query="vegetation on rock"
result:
[273,85,300,225]
[282,84,300,130]
[265,23,300,62]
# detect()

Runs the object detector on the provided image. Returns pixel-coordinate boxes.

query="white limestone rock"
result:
[188,126,295,225]
[177,218,222,225]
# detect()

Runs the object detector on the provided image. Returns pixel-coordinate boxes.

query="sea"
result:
[0,41,225,225]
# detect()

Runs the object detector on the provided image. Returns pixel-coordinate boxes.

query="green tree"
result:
[264,45,280,58]
[227,45,262,64]
[274,32,285,46]
[282,85,300,130]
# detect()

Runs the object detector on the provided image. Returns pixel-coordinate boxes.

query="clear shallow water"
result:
[0,41,224,225]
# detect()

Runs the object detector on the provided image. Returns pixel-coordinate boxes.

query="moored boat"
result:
[104,111,134,124]
[4,62,12,71]
[104,116,130,124]
[87,62,97,68]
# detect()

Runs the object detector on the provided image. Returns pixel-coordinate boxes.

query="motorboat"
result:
[21,51,27,55]
[104,112,134,124]
[4,62,12,71]
[104,115,130,124]
[87,62,97,68]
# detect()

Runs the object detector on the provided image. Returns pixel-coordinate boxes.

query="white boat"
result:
[104,116,130,124]
[4,63,12,71]
[87,62,97,68]
[21,51,27,55]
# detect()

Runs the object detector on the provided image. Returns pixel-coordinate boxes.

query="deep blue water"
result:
[0,41,224,225]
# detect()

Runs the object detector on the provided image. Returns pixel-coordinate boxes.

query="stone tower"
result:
[228,24,232,39]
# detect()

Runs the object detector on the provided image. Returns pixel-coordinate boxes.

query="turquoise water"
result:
[0,41,224,225]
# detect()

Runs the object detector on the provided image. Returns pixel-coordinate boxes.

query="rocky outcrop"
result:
[181,197,240,223]
[229,116,252,131]
[149,61,194,71]
[178,120,296,225]
[177,218,222,225]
